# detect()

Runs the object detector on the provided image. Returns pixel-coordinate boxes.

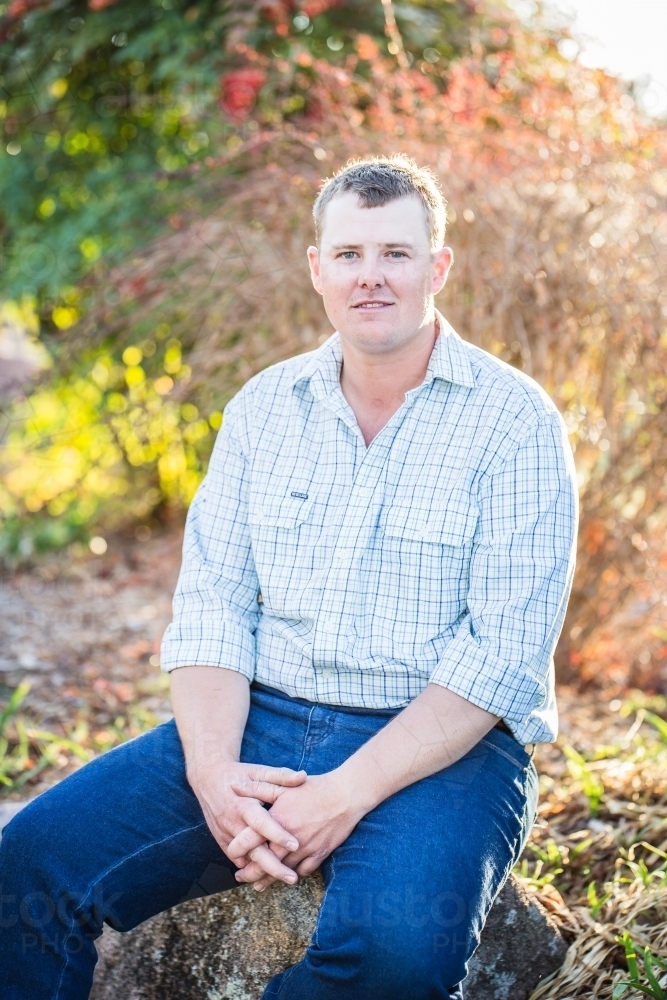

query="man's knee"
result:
[1,800,48,873]
[2,803,63,939]
[312,891,471,998]
[1,781,76,859]
[2,804,123,942]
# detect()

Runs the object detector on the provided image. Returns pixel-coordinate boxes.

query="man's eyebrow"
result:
[329,241,417,251]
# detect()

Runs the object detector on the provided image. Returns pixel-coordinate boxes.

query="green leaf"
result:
[644,711,667,743]
[620,932,640,981]
[0,683,31,738]
[614,984,666,1000]
[643,950,667,1000]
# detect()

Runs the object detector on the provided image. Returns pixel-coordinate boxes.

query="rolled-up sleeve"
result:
[428,413,578,744]
[160,397,260,679]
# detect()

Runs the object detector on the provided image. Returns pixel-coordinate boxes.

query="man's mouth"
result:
[352,301,394,310]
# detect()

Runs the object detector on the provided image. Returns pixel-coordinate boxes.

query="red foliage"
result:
[6,0,46,17]
[219,68,268,121]
[260,0,294,20]
[259,0,293,35]
[406,70,438,101]
[87,0,119,10]
[300,0,344,16]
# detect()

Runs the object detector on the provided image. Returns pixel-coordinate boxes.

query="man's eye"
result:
[338,252,358,259]
[387,251,407,259]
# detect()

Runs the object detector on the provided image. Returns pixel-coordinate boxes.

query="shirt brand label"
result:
[290,491,309,500]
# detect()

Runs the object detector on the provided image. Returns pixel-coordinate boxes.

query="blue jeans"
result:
[0,681,538,999]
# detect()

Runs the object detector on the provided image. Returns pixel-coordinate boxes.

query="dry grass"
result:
[523,690,667,998]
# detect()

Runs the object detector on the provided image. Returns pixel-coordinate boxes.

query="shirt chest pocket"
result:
[249,495,314,530]
[249,494,316,606]
[383,498,478,547]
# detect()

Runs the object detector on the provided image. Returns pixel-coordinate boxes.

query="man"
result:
[0,156,577,999]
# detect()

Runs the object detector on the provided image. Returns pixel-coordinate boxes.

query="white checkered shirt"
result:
[161,311,578,744]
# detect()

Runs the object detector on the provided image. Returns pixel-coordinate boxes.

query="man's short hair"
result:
[313,154,447,251]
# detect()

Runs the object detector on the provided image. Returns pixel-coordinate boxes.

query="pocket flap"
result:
[385,499,478,546]
[250,494,313,529]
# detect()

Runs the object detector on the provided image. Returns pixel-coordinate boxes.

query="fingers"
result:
[251,851,320,892]
[227,825,269,861]
[236,801,299,854]
[247,765,307,787]
[235,860,265,883]
[296,855,321,877]
[253,875,278,892]
[231,778,295,804]
[234,845,298,885]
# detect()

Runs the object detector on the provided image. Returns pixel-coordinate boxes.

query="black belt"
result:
[494,718,514,737]
[493,717,534,755]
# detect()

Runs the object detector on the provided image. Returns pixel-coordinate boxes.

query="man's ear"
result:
[432,246,454,295]
[307,245,323,296]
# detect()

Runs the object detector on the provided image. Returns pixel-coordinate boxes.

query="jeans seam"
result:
[296,706,316,772]
[53,819,209,1000]
[312,852,336,951]
[489,768,533,924]
[480,736,527,771]
[518,760,538,861]
[513,768,530,869]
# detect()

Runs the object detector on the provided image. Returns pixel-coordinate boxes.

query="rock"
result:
[0,801,29,838]
[91,872,567,1000]
[464,876,568,999]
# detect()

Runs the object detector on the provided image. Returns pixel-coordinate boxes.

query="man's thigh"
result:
[2,685,310,934]
[277,730,538,1000]
[0,687,312,999]
[0,719,237,935]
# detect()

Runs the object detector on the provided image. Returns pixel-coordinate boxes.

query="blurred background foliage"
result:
[1,0,667,691]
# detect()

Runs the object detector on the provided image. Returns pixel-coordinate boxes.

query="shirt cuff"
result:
[428,617,546,731]
[160,620,255,681]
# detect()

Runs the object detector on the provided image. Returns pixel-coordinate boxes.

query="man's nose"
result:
[357,259,386,289]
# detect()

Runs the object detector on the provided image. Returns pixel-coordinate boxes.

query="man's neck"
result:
[339,317,439,447]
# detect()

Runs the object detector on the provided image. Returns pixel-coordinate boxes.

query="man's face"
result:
[307,191,452,355]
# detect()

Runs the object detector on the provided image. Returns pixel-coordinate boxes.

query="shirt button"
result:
[322,668,334,678]
[357,486,372,498]
[322,620,336,633]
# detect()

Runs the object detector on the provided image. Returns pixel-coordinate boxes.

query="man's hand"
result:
[228,769,369,891]
[228,684,498,890]
[189,760,308,885]
[170,666,309,886]
[171,670,497,894]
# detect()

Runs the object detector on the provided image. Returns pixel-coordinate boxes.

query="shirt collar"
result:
[290,331,343,400]
[427,310,476,388]
[290,309,476,397]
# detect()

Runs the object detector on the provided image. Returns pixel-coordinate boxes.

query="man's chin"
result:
[339,323,404,354]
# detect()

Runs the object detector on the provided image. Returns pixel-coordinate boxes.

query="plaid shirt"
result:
[161,311,578,744]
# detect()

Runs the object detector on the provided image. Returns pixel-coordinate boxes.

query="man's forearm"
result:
[335,683,499,814]
[170,666,251,777]
[169,665,308,883]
